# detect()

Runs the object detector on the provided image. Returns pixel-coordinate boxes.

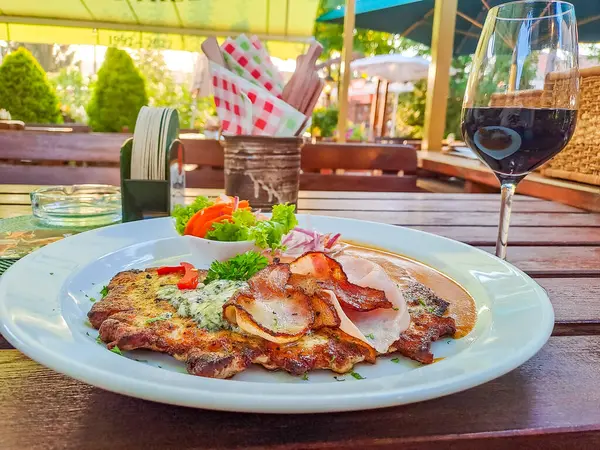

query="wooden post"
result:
[378,80,390,137]
[422,0,457,151]
[337,0,355,143]
[368,78,382,141]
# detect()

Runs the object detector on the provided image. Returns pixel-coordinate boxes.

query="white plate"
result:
[0,216,553,413]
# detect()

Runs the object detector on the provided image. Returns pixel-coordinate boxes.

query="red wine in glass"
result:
[461,107,577,182]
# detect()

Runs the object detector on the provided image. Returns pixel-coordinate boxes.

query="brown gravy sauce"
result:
[339,243,476,338]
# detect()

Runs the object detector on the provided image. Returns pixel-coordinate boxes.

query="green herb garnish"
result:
[418,298,436,314]
[350,371,365,380]
[100,285,109,298]
[90,297,97,303]
[145,312,173,324]
[204,251,268,284]
[110,345,123,356]
[301,373,309,381]
[392,306,399,311]
[96,335,103,344]
[365,333,375,340]
[330,355,336,364]
[391,358,400,363]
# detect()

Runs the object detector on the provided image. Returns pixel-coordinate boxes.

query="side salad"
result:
[173,195,342,254]
[173,195,297,250]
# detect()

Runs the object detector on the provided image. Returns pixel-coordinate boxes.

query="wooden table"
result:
[1,185,600,449]
[419,151,600,212]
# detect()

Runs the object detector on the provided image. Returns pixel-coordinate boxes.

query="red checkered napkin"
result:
[221,36,283,98]
[210,62,306,136]
[249,36,285,91]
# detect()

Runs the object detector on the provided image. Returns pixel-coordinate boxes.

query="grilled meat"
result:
[88,268,374,378]
[388,280,456,363]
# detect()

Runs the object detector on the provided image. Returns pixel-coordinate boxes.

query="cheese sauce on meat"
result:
[339,244,476,338]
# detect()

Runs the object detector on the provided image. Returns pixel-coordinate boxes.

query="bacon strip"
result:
[289,252,392,311]
[223,265,314,344]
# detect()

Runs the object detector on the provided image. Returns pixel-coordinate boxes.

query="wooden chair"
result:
[0,131,419,192]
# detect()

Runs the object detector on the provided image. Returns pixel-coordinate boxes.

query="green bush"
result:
[87,48,148,132]
[311,107,339,138]
[0,47,60,123]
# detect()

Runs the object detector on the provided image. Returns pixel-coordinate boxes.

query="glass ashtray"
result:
[30,185,122,227]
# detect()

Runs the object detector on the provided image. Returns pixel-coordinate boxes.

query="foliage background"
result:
[0,47,61,123]
[86,47,148,132]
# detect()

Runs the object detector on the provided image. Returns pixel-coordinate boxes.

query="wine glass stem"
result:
[495,181,517,260]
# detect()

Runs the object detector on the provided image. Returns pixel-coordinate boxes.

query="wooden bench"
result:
[0,131,419,192]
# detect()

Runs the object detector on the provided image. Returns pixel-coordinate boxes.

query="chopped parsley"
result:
[301,373,309,381]
[333,376,346,382]
[418,298,436,314]
[85,332,90,337]
[110,345,123,356]
[392,306,399,311]
[84,320,93,328]
[96,335,103,344]
[100,285,109,298]
[89,297,97,303]
[391,358,400,363]
[145,312,173,324]
[350,371,365,380]
[204,251,268,284]
[49,272,54,276]
[330,355,336,364]
[365,333,375,340]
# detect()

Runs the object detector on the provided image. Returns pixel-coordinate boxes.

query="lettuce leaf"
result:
[271,204,298,233]
[172,196,213,234]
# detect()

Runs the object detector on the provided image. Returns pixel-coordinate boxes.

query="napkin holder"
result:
[119,138,186,222]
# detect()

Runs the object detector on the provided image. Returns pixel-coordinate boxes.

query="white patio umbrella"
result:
[350,54,430,84]
[351,55,430,139]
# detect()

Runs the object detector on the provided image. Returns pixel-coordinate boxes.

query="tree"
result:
[87,47,148,132]
[133,49,194,127]
[0,43,75,73]
[49,66,91,123]
[0,47,61,123]
[314,0,429,59]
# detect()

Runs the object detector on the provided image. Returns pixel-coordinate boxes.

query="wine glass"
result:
[461,1,579,259]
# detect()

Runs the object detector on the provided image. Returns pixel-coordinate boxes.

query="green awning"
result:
[0,0,319,59]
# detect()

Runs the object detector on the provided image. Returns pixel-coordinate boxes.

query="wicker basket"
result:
[542,67,600,186]
[488,68,599,186]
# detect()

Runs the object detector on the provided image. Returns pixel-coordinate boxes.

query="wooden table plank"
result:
[0,185,546,201]
[300,210,600,227]
[412,226,600,246]
[5,205,597,227]
[539,278,600,336]
[294,199,583,213]
[1,193,581,213]
[480,247,600,277]
[0,205,29,218]
[2,337,600,449]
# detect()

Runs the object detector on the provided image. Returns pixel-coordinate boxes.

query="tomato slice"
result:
[177,262,199,289]
[157,265,185,275]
